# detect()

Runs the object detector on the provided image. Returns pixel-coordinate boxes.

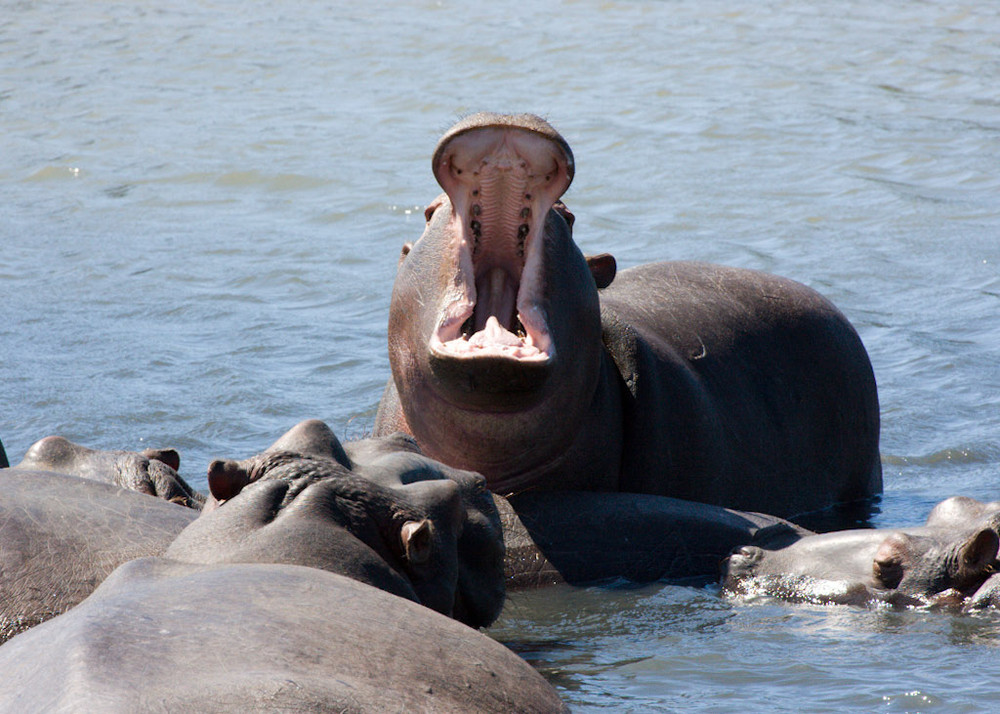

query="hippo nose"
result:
[733,545,764,564]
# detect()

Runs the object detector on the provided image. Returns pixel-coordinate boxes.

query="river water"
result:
[2,1,999,711]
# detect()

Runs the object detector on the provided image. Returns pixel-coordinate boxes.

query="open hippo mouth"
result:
[427,114,574,373]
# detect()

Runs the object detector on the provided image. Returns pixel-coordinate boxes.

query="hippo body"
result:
[15,435,203,509]
[375,112,881,518]
[722,500,1000,608]
[0,558,566,714]
[0,468,197,642]
[257,422,802,588]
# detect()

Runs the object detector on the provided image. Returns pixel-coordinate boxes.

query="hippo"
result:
[374,112,881,518]
[258,421,803,589]
[179,428,506,628]
[722,503,1000,608]
[0,468,197,642]
[0,437,565,713]
[0,559,566,713]
[15,435,204,509]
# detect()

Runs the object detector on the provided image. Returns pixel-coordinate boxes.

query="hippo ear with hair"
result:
[586,253,617,289]
[141,448,180,473]
[957,528,999,584]
[401,519,434,565]
[398,242,413,268]
[207,459,252,504]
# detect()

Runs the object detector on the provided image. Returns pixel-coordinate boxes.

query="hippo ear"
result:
[398,242,413,268]
[872,533,910,589]
[207,459,252,503]
[586,253,617,289]
[552,200,575,228]
[401,519,434,565]
[958,529,999,581]
[424,196,444,222]
[142,448,180,473]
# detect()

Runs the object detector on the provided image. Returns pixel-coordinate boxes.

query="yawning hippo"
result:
[375,112,881,517]
[15,435,204,509]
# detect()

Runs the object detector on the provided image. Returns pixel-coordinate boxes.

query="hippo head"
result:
[874,528,999,600]
[723,524,999,608]
[16,435,203,509]
[171,421,505,629]
[386,113,615,491]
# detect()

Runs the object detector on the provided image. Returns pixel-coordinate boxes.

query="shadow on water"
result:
[790,494,882,533]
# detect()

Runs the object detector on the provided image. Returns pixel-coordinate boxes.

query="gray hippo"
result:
[15,435,204,509]
[0,468,197,642]
[374,112,881,518]
[0,440,565,713]
[187,428,505,628]
[722,500,1000,608]
[254,420,804,589]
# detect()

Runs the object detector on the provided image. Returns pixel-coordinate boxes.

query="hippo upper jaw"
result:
[426,114,574,374]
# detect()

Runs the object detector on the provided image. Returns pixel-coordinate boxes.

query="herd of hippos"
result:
[1,113,997,712]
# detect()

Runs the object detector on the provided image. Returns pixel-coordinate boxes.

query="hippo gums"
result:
[375,112,882,517]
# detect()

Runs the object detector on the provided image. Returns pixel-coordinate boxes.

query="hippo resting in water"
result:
[14,435,204,509]
[722,496,1000,610]
[0,429,566,713]
[0,468,197,642]
[375,112,881,518]
[237,420,804,589]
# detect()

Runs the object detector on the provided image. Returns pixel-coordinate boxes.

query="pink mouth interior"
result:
[430,126,572,362]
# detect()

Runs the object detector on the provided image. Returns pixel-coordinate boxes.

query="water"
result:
[2,0,999,710]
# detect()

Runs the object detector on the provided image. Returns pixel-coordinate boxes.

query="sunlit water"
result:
[2,1,999,711]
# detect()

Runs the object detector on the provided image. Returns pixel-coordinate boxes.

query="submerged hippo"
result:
[0,433,564,712]
[375,112,881,518]
[722,499,1000,608]
[0,468,197,642]
[15,435,203,509]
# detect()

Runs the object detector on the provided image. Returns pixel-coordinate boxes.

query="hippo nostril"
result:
[735,545,763,563]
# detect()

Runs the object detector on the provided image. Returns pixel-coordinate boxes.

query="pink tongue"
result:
[469,316,521,348]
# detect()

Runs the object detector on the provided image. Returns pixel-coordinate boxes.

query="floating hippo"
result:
[722,501,1000,608]
[15,435,203,509]
[375,112,881,518]
[0,468,197,642]
[0,434,564,713]
[181,426,505,628]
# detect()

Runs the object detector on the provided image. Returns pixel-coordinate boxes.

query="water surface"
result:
[2,1,999,710]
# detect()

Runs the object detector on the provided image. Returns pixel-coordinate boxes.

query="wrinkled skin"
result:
[722,503,1000,608]
[0,469,197,643]
[375,112,881,518]
[180,419,505,628]
[15,435,203,509]
[0,558,566,714]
